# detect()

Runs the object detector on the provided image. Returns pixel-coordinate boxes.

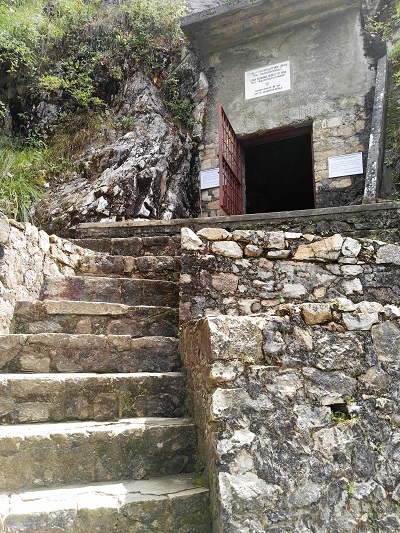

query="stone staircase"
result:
[0,232,210,531]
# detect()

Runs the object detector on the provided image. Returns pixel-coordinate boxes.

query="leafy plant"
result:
[331,411,350,424]
[164,74,195,128]
[1,0,188,123]
[365,3,400,41]
[0,136,46,220]
[115,116,136,134]
[0,0,44,74]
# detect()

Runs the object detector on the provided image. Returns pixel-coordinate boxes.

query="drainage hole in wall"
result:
[330,403,351,422]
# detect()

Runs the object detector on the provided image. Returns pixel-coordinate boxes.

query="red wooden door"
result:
[218,105,243,215]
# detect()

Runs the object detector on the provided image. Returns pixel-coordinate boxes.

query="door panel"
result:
[218,105,243,215]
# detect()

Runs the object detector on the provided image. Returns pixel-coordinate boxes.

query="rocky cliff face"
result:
[0,0,208,233]
[32,48,207,236]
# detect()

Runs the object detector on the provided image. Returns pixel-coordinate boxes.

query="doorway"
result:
[243,128,315,214]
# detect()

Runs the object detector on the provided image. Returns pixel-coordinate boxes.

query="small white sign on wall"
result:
[245,61,291,100]
[328,152,364,178]
[200,167,219,190]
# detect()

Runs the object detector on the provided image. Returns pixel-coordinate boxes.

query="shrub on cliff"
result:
[0,0,190,220]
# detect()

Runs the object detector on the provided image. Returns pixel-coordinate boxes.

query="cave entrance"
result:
[218,106,315,215]
[243,126,315,214]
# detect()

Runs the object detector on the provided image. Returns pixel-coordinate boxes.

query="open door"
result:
[243,126,315,214]
[218,105,243,215]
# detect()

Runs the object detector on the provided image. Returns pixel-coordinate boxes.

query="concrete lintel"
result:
[181,0,362,54]
[363,55,389,203]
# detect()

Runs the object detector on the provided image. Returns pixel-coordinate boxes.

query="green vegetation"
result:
[0,0,189,220]
[331,410,351,424]
[164,73,195,128]
[0,136,46,220]
[330,402,357,424]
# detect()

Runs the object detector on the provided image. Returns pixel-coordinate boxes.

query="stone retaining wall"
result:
[0,218,90,333]
[180,225,400,530]
[181,308,400,532]
[180,227,400,323]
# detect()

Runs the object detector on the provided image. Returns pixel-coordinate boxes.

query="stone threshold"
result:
[71,201,400,239]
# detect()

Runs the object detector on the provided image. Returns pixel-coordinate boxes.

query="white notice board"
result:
[328,153,363,178]
[200,167,219,190]
[245,61,291,100]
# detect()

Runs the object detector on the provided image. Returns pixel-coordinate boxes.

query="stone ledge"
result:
[182,228,400,264]
[71,202,400,242]
[0,474,210,532]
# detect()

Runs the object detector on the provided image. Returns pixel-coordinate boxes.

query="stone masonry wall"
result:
[181,309,400,532]
[199,95,370,217]
[201,185,224,218]
[0,218,91,333]
[180,225,400,530]
[180,227,400,323]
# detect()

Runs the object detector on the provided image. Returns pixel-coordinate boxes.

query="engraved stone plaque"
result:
[245,61,291,100]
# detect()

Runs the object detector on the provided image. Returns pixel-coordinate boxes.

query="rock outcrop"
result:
[33,56,208,235]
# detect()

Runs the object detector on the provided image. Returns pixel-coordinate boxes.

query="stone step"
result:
[0,372,185,424]
[0,334,180,373]
[0,474,211,532]
[0,418,196,492]
[12,301,178,337]
[72,235,181,257]
[39,276,179,307]
[76,254,181,281]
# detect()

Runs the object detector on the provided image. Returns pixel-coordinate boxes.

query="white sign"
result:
[245,61,291,100]
[328,152,363,178]
[200,167,219,190]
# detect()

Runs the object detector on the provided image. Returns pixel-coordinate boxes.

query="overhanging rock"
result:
[182,0,361,53]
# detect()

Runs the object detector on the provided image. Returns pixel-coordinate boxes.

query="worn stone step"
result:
[0,474,211,533]
[0,334,180,373]
[71,235,181,256]
[76,254,181,281]
[0,372,185,424]
[12,301,178,337]
[0,418,196,492]
[39,276,179,307]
